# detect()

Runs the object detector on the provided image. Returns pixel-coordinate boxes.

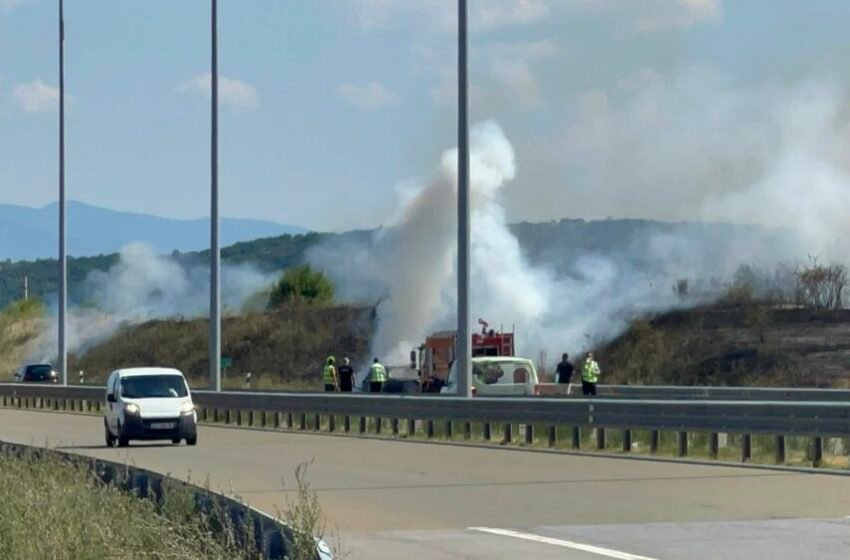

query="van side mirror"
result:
[107,394,116,403]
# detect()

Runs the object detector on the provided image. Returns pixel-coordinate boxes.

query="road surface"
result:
[1,408,849,559]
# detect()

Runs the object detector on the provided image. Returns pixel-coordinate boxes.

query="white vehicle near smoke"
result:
[441,357,540,397]
[104,368,198,448]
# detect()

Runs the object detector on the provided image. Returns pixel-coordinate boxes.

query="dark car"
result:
[14,364,58,383]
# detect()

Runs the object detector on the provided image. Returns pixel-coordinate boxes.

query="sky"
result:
[2,0,850,232]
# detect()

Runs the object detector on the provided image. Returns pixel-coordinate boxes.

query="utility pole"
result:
[58,0,67,386]
[23,276,28,301]
[456,0,472,398]
[209,0,221,392]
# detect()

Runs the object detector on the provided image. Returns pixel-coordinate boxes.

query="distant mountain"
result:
[0,201,307,261]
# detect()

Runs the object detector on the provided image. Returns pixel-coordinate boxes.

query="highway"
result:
[1,408,849,559]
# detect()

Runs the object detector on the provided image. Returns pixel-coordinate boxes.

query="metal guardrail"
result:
[0,440,306,559]
[1,383,849,467]
[591,384,850,402]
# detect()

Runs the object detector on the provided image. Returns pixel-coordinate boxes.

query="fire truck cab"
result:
[412,320,514,393]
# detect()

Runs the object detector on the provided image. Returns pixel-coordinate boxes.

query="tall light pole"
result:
[209,0,221,392]
[58,0,67,386]
[456,0,471,398]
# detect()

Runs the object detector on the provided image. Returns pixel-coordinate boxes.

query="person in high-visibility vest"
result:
[369,358,387,393]
[581,352,600,396]
[323,356,338,392]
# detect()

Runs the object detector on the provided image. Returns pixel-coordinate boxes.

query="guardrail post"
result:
[812,437,823,467]
[775,435,786,464]
[314,413,321,431]
[286,412,294,429]
[236,410,242,426]
[24,397,29,409]
[548,425,557,448]
[678,431,688,457]
[741,434,752,463]
[445,420,453,439]
[595,428,605,450]
[709,433,719,459]
[344,416,351,433]
[407,418,416,437]
[650,430,659,454]
[213,408,219,423]
[328,415,335,433]
[375,417,382,435]
[503,423,513,444]
[62,398,67,411]
[391,418,399,436]
[299,413,307,431]
[525,424,534,445]
[1,395,6,407]
[274,412,281,429]
[70,399,76,412]
[248,410,255,427]
[464,421,472,440]
[358,416,366,435]
[623,429,632,452]
[426,420,435,439]
[225,409,232,424]
[483,422,492,442]
[572,426,581,450]
[53,399,59,411]
[260,411,267,428]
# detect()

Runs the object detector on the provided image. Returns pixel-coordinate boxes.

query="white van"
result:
[104,368,197,447]
[441,356,541,396]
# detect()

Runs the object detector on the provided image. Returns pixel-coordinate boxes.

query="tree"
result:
[794,256,847,310]
[268,265,334,308]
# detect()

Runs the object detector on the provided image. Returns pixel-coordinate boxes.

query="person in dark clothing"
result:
[556,353,574,384]
[338,357,356,392]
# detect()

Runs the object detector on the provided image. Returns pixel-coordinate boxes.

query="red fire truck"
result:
[412,319,515,393]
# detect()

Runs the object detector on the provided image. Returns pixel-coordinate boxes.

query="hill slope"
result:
[69,305,375,389]
[599,304,850,388]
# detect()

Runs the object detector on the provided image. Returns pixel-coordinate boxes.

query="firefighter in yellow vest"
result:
[581,352,600,396]
[368,357,387,393]
[323,356,338,392]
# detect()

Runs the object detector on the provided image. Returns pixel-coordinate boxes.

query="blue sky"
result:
[2,0,850,232]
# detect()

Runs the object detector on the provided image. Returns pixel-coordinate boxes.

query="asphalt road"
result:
[1,408,849,559]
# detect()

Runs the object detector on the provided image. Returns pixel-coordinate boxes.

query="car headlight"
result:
[180,402,195,415]
[124,403,140,415]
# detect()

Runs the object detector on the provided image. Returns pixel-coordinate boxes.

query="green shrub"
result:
[268,265,334,308]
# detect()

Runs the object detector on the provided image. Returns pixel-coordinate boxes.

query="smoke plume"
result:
[28,243,275,362]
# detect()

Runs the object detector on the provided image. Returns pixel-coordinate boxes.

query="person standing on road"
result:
[338,357,356,393]
[369,358,387,393]
[556,353,574,384]
[581,352,600,396]
[323,356,338,392]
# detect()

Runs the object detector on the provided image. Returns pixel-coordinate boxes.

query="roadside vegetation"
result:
[0,299,44,375]
[0,448,259,559]
[600,259,850,388]
[70,304,374,388]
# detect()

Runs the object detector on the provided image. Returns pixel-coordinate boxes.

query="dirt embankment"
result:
[70,305,375,388]
[599,304,850,388]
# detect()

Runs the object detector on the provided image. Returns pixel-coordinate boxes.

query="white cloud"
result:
[337,82,400,111]
[571,0,723,31]
[349,0,550,33]
[12,80,59,112]
[176,73,258,111]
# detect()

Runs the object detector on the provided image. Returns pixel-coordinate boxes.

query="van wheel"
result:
[118,435,129,448]
[171,438,181,445]
[186,436,197,446]
[104,423,116,448]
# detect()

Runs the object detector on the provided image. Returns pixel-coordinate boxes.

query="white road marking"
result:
[469,527,661,560]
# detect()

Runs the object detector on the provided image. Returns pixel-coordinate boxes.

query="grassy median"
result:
[0,449,260,559]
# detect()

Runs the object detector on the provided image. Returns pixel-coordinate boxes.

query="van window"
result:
[473,360,534,386]
[120,375,188,399]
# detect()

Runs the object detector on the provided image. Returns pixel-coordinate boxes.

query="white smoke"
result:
[310,121,674,362]
[29,243,275,362]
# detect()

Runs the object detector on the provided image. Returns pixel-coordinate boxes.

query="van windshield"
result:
[121,375,188,399]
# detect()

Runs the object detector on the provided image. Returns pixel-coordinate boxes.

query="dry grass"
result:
[0,448,261,559]
[0,300,45,376]
[71,305,375,389]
